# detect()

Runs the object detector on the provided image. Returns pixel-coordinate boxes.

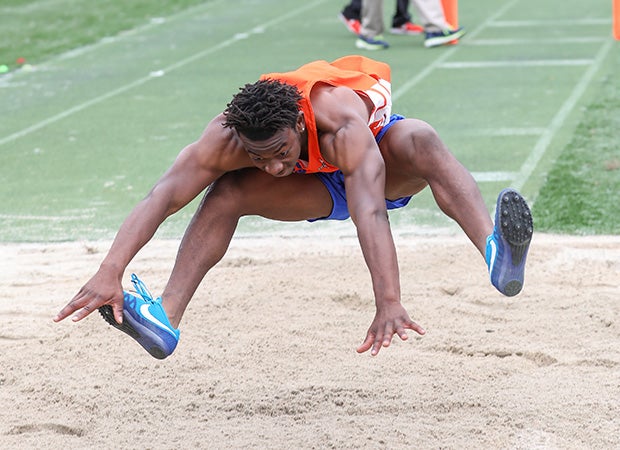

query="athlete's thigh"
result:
[214,168,333,221]
[378,118,435,197]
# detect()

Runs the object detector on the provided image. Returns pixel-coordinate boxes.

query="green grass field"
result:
[532,61,620,234]
[0,0,209,71]
[0,0,618,242]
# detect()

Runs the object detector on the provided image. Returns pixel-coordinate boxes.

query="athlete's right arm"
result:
[54,115,248,324]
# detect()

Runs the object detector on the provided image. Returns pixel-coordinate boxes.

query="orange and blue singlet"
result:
[261,55,411,221]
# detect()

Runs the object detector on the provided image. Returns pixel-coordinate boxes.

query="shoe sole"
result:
[355,39,389,50]
[495,189,533,296]
[99,304,171,359]
[424,29,466,48]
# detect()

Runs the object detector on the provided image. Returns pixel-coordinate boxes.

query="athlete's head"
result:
[223,79,302,140]
[223,79,306,177]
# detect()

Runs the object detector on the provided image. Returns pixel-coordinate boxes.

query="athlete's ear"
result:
[296,111,305,133]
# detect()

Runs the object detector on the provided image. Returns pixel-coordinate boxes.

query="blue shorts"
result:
[309,114,411,222]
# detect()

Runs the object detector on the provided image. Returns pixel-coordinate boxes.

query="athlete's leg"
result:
[378,118,493,256]
[161,168,333,327]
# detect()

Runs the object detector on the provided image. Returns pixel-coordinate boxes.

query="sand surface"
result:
[1,233,619,449]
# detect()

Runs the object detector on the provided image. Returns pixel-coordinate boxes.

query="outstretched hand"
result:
[53,266,124,325]
[357,302,426,356]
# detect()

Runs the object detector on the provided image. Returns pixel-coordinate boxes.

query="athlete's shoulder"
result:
[193,114,252,171]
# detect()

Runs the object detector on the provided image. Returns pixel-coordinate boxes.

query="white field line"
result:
[2,0,610,194]
[464,128,543,184]
[513,38,615,192]
[11,0,229,63]
[392,0,519,101]
[0,81,27,89]
[0,0,329,148]
[470,127,546,136]
[440,59,593,69]
[472,172,518,182]
[375,0,521,186]
[0,0,69,14]
[0,214,92,222]
[468,37,606,45]
[488,19,611,27]
[393,2,610,188]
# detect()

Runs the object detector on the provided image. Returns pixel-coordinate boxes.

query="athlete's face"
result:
[240,117,306,177]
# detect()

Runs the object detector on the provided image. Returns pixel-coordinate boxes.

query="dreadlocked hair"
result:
[222,79,303,140]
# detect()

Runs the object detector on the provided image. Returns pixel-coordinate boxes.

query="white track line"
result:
[392,0,611,189]
[468,37,606,45]
[2,0,610,195]
[472,172,518,182]
[0,0,68,14]
[0,0,329,148]
[392,0,519,102]
[473,127,546,136]
[488,19,611,27]
[513,38,614,191]
[440,59,593,69]
[0,213,92,222]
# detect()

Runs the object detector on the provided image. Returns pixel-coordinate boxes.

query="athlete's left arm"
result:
[312,85,425,356]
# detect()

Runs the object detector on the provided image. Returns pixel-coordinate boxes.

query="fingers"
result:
[356,334,374,354]
[408,320,426,336]
[356,318,426,356]
[53,291,89,322]
[70,299,98,322]
[54,286,122,323]
[356,329,394,356]
[113,302,124,324]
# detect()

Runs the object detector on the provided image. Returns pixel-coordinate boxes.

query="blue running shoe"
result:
[99,274,180,359]
[355,34,390,50]
[486,189,533,297]
[424,27,466,48]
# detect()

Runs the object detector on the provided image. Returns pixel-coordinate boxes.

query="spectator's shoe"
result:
[424,27,466,47]
[355,34,390,50]
[390,21,424,35]
[99,273,180,359]
[338,12,361,35]
[486,189,533,297]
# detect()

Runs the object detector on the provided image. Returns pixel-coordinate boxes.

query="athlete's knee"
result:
[410,120,444,154]
[404,120,453,169]
[384,119,456,182]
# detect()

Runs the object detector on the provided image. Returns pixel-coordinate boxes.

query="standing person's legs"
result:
[357,0,390,49]
[390,0,424,34]
[340,0,363,34]
[411,0,466,47]
[360,0,385,38]
[410,0,450,32]
[342,0,362,20]
[392,0,411,27]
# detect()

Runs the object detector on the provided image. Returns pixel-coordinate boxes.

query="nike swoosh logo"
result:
[140,304,177,337]
[488,239,497,273]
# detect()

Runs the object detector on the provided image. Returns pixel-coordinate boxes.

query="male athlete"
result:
[54,55,533,359]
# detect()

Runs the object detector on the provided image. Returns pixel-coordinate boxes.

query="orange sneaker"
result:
[390,21,424,35]
[338,13,361,35]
